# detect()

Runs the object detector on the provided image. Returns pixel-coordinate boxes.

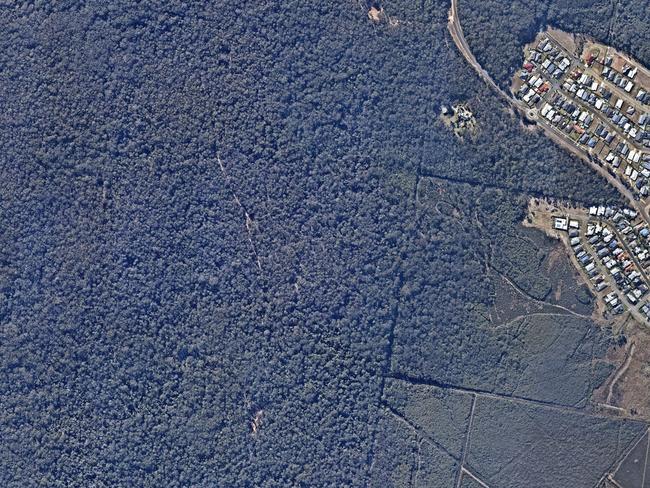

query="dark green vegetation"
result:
[491,226,553,301]
[383,378,473,458]
[0,0,646,486]
[370,410,459,488]
[613,432,650,488]
[459,0,650,89]
[489,249,594,324]
[392,179,613,406]
[542,241,596,315]
[488,221,596,321]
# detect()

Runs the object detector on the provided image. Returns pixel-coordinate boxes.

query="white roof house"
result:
[554,217,569,231]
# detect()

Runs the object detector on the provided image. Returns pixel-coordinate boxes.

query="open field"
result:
[594,320,650,420]
[547,27,578,57]
[500,314,612,407]
[489,270,572,326]
[611,430,650,488]
[466,395,646,488]
[378,377,647,488]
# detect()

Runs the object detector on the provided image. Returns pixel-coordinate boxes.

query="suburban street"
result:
[542,30,648,155]
[448,0,650,225]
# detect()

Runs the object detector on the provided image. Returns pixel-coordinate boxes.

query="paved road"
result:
[447,0,650,224]
[448,0,509,103]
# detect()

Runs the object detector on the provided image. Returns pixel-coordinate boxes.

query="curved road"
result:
[447,0,650,223]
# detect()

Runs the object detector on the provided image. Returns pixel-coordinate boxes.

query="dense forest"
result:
[0,0,646,486]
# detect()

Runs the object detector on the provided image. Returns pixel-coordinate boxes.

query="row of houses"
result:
[554,205,650,321]
[560,218,623,314]
[596,55,650,105]
[591,207,650,317]
[563,66,650,150]
[608,208,650,271]
[586,223,648,306]
[517,36,650,199]
[600,64,636,94]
